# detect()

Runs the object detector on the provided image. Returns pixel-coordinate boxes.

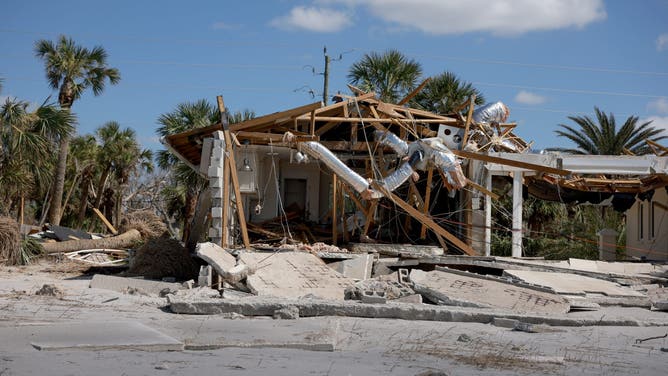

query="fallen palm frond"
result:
[119,209,168,240]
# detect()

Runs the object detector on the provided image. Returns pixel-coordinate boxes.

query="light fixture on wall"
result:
[240,140,253,172]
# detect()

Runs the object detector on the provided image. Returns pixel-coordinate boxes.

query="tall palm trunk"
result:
[94,167,111,209]
[181,189,198,242]
[76,174,91,227]
[47,135,70,225]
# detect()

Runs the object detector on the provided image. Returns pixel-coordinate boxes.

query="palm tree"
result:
[412,71,485,114]
[0,98,75,217]
[34,35,120,225]
[348,50,422,103]
[91,121,152,226]
[68,135,100,227]
[157,100,219,241]
[552,107,666,155]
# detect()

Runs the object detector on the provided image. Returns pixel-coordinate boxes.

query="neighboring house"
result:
[626,187,668,261]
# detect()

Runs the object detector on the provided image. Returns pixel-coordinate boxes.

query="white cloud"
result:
[643,116,668,134]
[324,0,606,36]
[515,90,546,105]
[270,6,352,32]
[647,97,668,115]
[657,33,668,51]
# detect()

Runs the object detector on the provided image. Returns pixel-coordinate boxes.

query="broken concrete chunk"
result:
[273,306,300,319]
[90,274,182,296]
[361,290,387,304]
[222,288,255,300]
[327,253,373,280]
[653,301,668,311]
[239,252,354,300]
[410,269,570,314]
[503,269,645,297]
[392,294,422,304]
[198,265,212,288]
[196,242,237,275]
[349,279,415,300]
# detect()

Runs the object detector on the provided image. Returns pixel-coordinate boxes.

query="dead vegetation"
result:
[119,209,168,240]
[0,216,42,266]
[128,237,198,280]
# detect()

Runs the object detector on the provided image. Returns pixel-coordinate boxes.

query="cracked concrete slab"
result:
[0,321,183,351]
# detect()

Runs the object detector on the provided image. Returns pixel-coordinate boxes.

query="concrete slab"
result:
[26,321,183,351]
[410,269,570,314]
[196,242,238,277]
[239,252,354,300]
[503,270,645,297]
[168,296,668,327]
[349,243,444,257]
[89,274,182,295]
[327,253,373,280]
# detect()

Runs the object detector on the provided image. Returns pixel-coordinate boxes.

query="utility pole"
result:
[323,46,330,105]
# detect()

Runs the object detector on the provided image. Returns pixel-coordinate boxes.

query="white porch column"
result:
[484,170,492,256]
[511,171,523,258]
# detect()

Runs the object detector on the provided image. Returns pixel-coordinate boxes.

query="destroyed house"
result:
[162,91,668,260]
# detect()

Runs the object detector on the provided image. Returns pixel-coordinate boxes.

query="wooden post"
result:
[217,95,251,249]
[92,207,118,235]
[341,181,348,243]
[362,200,378,237]
[373,182,475,256]
[462,94,476,147]
[420,168,434,239]
[332,174,338,245]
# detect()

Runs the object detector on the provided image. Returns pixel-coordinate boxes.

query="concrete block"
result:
[361,290,387,304]
[198,265,212,288]
[89,274,182,296]
[211,207,223,218]
[327,254,374,280]
[398,268,410,284]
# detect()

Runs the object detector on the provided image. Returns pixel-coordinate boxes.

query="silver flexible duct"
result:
[374,129,409,156]
[299,141,371,194]
[472,101,509,124]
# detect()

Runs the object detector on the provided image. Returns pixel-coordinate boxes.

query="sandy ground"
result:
[1,259,667,376]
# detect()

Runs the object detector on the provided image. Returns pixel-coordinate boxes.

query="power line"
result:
[412,53,668,77]
[474,82,667,99]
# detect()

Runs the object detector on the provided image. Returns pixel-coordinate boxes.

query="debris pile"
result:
[0,216,23,265]
[166,244,668,323]
[128,238,199,280]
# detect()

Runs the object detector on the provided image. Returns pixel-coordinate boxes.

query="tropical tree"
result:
[156,100,220,241]
[0,98,75,217]
[412,71,485,114]
[156,100,255,241]
[551,107,666,155]
[34,35,120,225]
[67,135,100,227]
[348,50,422,103]
[90,121,152,227]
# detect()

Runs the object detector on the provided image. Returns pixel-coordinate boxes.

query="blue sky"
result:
[1,0,667,151]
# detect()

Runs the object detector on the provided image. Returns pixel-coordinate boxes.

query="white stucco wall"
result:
[626,188,668,261]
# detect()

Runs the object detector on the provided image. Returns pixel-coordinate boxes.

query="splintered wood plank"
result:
[218,96,250,249]
[230,102,322,132]
[362,200,378,237]
[420,168,434,239]
[462,95,476,146]
[398,78,431,105]
[372,182,475,255]
[466,178,500,200]
[92,208,118,235]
